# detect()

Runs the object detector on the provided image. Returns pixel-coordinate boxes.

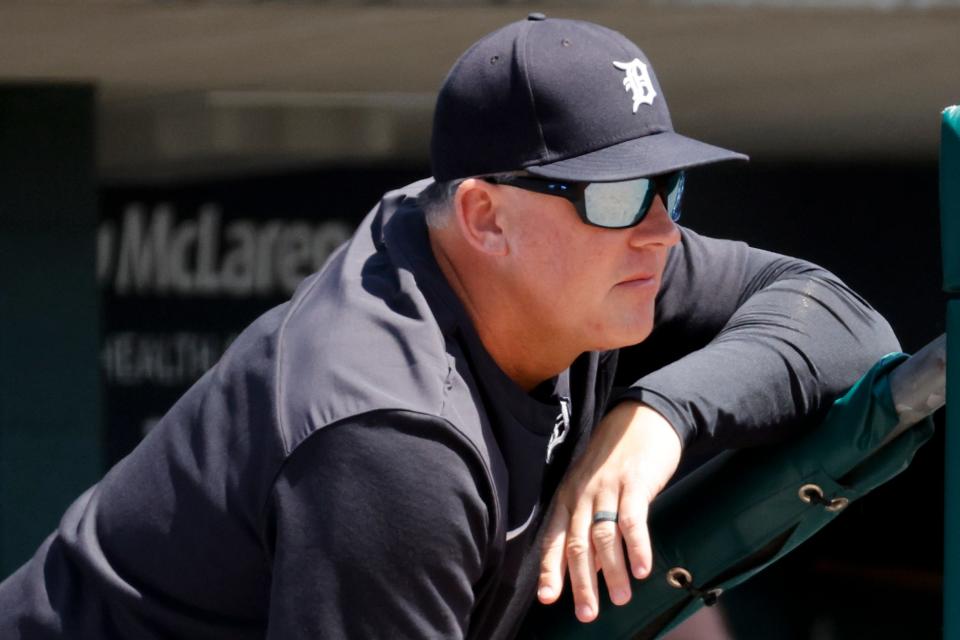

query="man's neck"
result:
[428,228,578,392]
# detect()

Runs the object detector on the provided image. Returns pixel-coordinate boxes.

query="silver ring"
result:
[592,510,618,525]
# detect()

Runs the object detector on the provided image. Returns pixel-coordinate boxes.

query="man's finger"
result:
[537,504,570,604]
[619,487,653,580]
[566,505,599,622]
[590,500,632,606]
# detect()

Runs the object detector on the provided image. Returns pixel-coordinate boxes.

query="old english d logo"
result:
[613,59,657,113]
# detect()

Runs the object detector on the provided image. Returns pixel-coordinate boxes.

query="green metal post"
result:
[940,105,960,640]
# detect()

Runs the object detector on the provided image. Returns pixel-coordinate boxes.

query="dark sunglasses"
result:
[485,171,684,229]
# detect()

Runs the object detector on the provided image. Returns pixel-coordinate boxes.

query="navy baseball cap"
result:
[430,14,747,183]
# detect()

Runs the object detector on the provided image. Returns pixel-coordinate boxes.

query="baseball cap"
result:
[430,14,747,183]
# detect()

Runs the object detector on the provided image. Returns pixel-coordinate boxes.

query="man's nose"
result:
[627,195,681,248]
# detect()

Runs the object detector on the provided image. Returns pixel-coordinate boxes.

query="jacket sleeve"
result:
[264,411,493,640]
[616,226,900,451]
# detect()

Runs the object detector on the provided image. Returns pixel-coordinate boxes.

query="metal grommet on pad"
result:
[799,483,849,512]
[666,567,692,589]
[703,588,724,606]
[667,567,723,606]
[798,483,824,504]
[826,496,850,512]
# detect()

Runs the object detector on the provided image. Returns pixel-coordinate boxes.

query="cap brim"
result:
[524,131,748,182]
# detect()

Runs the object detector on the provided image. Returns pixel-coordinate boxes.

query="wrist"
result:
[612,400,682,485]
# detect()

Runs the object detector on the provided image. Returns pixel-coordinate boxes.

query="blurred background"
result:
[0,1,957,637]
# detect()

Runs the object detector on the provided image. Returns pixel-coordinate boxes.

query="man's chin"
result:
[590,324,655,352]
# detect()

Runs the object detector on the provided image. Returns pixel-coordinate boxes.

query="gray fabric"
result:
[0,179,898,639]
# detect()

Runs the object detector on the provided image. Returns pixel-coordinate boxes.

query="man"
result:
[0,15,897,640]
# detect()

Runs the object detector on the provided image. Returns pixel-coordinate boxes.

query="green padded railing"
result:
[520,346,940,639]
[941,105,960,640]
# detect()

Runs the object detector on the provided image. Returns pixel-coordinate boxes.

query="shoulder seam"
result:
[273,268,336,455]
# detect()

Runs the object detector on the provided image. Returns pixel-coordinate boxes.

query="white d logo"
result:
[613,59,657,113]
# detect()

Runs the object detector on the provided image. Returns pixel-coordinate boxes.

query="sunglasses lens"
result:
[582,179,657,228]
[580,172,685,228]
[664,172,685,221]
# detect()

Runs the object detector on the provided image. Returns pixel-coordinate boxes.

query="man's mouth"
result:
[617,274,657,288]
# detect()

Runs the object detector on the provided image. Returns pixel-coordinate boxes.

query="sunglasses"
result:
[485,171,684,229]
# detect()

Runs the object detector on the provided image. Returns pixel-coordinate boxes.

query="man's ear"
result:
[453,179,508,256]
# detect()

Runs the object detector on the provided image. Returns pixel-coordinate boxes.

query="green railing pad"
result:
[520,353,934,639]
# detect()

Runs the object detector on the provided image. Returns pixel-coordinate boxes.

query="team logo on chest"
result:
[613,58,657,113]
[545,397,572,464]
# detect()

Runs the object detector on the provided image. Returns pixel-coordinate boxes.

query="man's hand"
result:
[537,401,682,623]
